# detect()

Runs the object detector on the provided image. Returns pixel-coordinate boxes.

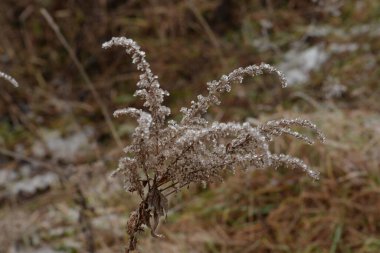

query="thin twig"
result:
[186,0,227,69]
[75,184,96,253]
[0,148,51,169]
[164,182,191,197]
[40,8,122,148]
[157,143,194,187]
[160,181,179,192]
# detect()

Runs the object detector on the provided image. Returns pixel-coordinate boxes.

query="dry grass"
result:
[137,109,380,253]
[0,0,379,253]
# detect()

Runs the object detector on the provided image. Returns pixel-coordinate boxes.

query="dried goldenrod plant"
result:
[103,37,325,252]
[0,71,19,87]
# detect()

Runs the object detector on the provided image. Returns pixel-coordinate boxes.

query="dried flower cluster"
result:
[0,71,19,87]
[103,37,325,252]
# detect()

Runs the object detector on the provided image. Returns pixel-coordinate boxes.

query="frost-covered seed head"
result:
[0,71,19,87]
[103,37,324,252]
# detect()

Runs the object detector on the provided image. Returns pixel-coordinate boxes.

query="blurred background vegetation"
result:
[0,0,379,252]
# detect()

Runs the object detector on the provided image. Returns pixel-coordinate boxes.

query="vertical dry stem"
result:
[40,8,122,148]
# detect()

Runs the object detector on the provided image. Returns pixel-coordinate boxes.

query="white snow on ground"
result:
[9,172,59,196]
[32,126,94,162]
[278,41,359,86]
[279,45,329,85]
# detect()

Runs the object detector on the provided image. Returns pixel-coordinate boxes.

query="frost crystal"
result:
[0,71,19,87]
[103,37,324,252]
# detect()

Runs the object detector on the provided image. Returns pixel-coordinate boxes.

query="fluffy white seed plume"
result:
[102,37,170,128]
[103,37,324,252]
[0,71,19,87]
[180,63,288,125]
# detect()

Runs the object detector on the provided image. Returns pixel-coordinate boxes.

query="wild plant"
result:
[0,71,19,87]
[102,37,325,252]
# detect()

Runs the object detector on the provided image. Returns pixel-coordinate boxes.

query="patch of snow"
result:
[32,126,94,162]
[329,43,358,53]
[20,164,32,177]
[9,172,59,196]
[307,23,380,39]
[278,44,329,85]
[0,169,18,187]
[92,214,124,233]
[323,77,347,99]
[18,247,64,253]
